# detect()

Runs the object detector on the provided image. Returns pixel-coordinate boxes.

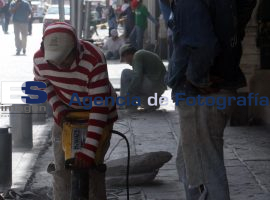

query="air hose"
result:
[111,130,130,200]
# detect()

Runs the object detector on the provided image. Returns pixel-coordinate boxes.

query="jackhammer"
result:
[62,112,130,200]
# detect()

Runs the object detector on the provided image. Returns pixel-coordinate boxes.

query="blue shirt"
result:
[10,0,31,23]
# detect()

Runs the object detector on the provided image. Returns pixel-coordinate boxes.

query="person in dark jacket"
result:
[107,5,117,37]
[1,0,11,34]
[167,0,257,199]
[119,1,135,39]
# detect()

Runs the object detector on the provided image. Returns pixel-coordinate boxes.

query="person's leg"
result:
[138,77,165,109]
[105,51,113,60]
[51,124,71,200]
[136,26,145,50]
[108,27,112,37]
[4,15,9,33]
[120,69,134,98]
[176,92,235,200]
[28,18,32,35]
[111,50,120,59]
[1,15,5,32]
[20,23,28,54]
[13,22,22,54]
[129,26,137,48]
[88,124,113,200]
[195,93,234,200]
[120,69,136,108]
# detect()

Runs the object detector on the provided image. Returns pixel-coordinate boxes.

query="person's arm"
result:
[159,0,171,24]
[28,3,33,18]
[76,60,110,165]
[127,54,144,93]
[9,1,19,14]
[119,6,128,18]
[146,7,158,25]
[33,60,68,125]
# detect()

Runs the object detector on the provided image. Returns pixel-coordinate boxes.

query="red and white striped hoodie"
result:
[33,22,118,163]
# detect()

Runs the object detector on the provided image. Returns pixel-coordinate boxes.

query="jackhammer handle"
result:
[65,158,75,170]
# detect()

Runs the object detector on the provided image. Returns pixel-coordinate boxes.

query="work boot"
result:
[88,164,107,200]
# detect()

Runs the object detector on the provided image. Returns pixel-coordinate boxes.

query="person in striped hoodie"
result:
[33,22,118,200]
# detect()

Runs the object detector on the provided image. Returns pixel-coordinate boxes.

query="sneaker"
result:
[23,49,26,55]
[16,50,20,55]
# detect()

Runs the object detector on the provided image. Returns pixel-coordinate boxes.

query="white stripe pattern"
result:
[91,72,108,82]
[40,70,88,80]
[88,125,104,134]
[85,138,99,147]
[89,86,109,95]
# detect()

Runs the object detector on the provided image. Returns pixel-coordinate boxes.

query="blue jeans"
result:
[129,25,145,50]
[120,69,165,107]
[176,91,236,200]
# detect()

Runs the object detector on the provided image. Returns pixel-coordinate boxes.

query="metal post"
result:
[70,0,77,29]
[9,104,33,149]
[84,0,91,39]
[32,103,47,124]
[77,0,84,38]
[58,0,65,22]
[0,126,12,191]
[158,14,168,59]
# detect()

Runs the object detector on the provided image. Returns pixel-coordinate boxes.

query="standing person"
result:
[27,0,33,35]
[129,0,158,50]
[33,22,118,200]
[107,5,117,37]
[166,0,257,199]
[121,0,129,12]
[96,2,103,23]
[119,44,167,110]
[1,0,11,34]
[10,0,31,55]
[119,0,135,39]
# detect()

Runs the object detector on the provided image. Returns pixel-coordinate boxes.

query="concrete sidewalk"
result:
[3,92,270,200]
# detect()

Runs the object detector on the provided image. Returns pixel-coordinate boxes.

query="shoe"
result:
[16,50,20,55]
[23,49,26,55]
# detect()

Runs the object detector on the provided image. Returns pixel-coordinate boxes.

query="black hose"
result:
[111,130,130,200]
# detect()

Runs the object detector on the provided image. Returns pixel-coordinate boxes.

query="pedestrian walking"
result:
[96,2,103,23]
[119,0,135,39]
[10,0,31,55]
[129,0,158,50]
[166,0,257,199]
[1,0,11,34]
[107,5,117,37]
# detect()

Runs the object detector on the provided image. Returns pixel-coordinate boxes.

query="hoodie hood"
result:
[41,22,81,67]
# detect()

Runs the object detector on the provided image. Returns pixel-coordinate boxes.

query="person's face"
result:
[47,48,76,69]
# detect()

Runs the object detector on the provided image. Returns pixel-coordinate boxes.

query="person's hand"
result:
[74,152,94,169]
